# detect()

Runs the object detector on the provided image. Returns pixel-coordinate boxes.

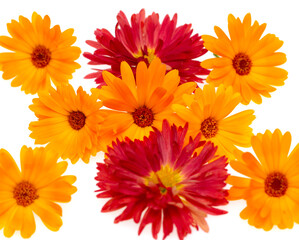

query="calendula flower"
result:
[96,120,228,240]
[29,85,104,164]
[0,12,81,94]
[173,84,255,160]
[228,129,299,230]
[98,58,196,147]
[0,146,77,238]
[201,13,287,104]
[84,9,209,88]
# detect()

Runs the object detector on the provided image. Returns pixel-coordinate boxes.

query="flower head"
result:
[228,129,299,230]
[96,120,228,240]
[29,85,104,164]
[84,9,209,88]
[173,84,255,160]
[0,12,81,94]
[0,146,77,238]
[201,13,287,104]
[98,58,196,148]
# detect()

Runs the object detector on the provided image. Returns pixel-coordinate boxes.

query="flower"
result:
[227,129,299,230]
[96,120,228,240]
[201,13,287,104]
[0,146,77,238]
[29,85,104,164]
[97,58,196,148]
[84,9,209,88]
[0,12,81,94]
[173,84,255,160]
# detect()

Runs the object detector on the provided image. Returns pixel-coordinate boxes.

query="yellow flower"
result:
[173,84,255,160]
[228,129,299,230]
[201,13,287,104]
[0,146,77,238]
[98,58,196,147]
[29,85,104,164]
[0,12,81,94]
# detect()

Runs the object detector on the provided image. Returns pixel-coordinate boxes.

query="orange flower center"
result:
[68,111,86,130]
[13,181,39,207]
[201,117,218,139]
[132,106,154,128]
[31,45,52,68]
[264,172,288,197]
[232,53,252,75]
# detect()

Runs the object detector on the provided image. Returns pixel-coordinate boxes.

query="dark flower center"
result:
[132,106,154,128]
[13,181,39,207]
[31,45,51,68]
[68,111,86,130]
[201,117,218,139]
[232,53,252,75]
[264,172,288,197]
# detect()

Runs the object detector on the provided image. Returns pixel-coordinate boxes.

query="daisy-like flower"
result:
[84,9,209,88]
[29,85,104,164]
[96,120,228,240]
[173,84,255,160]
[98,58,196,147]
[0,12,81,94]
[228,129,299,230]
[0,146,76,238]
[201,13,287,104]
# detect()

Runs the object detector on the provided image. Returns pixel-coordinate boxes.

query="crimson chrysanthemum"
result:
[96,120,228,240]
[84,9,209,88]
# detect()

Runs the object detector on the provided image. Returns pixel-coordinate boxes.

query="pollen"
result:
[232,53,252,76]
[13,181,39,207]
[132,106,154,128]
[201,117,218,139]
[68,111,86,130]
[31,45,51,68]
[264,172,288,197]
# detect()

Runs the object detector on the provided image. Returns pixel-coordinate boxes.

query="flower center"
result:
[68,111,86,130]
[132,106,154,128]
[144,164,183,194]
[201,117,218,139]
[133,48,156,64]
[232,53,252,75]
[13,181,39,207]
[264,172,288,197]
[31,45,51,68]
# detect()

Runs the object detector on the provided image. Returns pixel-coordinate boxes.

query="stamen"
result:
[31,45,51,68]
[264,172,288,197]
[68,111,86,130]
[132,106,154,128]
[13,181,39,207]
[201,117,218,139]
[232,53,252,75]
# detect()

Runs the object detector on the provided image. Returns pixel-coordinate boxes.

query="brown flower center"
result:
[132,106,154,128]
[264,172,288,197]
[232,53,252,75]
[68,111,86,130]
[201,117,218,139]
[13,181,39,207]
[31,45,51,68]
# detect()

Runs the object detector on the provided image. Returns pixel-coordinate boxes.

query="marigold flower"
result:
[0,146,77,238]
[29,85,104,164]
[96,120,228,240]
[173,84,255,160]
[84,9,209,88]
[0,12,81,94]
[201,13,287,104]
[98,58,196,148]
[228,129,299,230]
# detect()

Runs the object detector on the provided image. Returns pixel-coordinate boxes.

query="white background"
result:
[0,0,299,239]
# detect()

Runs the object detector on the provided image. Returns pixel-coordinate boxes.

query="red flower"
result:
[95,120,228,240]
[84,9,209,88]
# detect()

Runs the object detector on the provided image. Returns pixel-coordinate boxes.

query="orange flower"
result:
[228,129,299,230]
[98,58,196,148]
[29,85,104,164]
[201,13,287,104]
[0,12,81,94]
[0,146,76,238]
